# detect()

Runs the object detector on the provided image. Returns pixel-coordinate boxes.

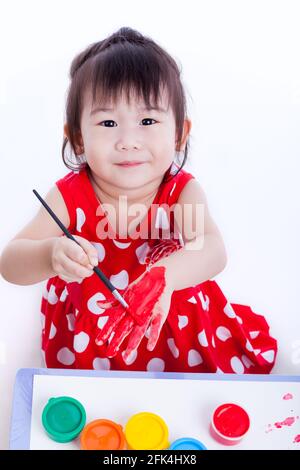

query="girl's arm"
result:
[155,179,227,291]
[0,185,69,285]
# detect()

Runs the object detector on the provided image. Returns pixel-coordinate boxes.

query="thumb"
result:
[73,235,99,267]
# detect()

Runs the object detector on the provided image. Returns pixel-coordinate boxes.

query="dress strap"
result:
[55,170,79,232]
[164,167,195,206]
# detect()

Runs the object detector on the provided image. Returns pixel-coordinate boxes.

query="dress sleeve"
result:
[55,171,77,232]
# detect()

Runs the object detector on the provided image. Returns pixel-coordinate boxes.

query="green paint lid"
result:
[42,396,86,443]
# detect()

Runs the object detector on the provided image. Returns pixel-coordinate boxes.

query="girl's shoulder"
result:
[55,168,83,190]
[159,164,196,206]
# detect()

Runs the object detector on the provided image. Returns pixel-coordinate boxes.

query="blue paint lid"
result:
[169,437,207,450]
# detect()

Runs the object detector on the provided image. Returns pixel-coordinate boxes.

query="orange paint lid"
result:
[80,419,126,450]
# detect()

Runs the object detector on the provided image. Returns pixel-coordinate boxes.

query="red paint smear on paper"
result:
[265,424,273,434]
[274,417,295,429]
[266,415,299,433]
[293,434,300,443]
[282,393,293,400]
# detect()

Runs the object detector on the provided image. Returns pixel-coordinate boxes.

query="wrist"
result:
[47,237,60,277]
[151,259,176,292]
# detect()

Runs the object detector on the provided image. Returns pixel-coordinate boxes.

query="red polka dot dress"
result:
[40,164,277,373]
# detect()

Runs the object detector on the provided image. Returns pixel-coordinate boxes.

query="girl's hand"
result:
[95,266,174,358]
[122,285,173,361]
[51,235,99,283]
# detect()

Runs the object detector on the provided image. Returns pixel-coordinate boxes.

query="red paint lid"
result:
[212,403,250,439]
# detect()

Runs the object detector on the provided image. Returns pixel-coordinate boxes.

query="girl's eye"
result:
[141,118,157,126]
[98,118,157,127]
[99,120,117,127]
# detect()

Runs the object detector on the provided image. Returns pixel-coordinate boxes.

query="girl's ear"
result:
[176,119,192,152]
[64,123,84,155]
[63,123,70,140]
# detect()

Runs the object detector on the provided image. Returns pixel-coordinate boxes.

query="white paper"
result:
[30,375,300,450]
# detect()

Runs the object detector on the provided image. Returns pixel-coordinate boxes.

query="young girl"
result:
[0,27,277,373]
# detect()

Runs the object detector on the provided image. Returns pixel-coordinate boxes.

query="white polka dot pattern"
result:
[188,349,203,367]
[57,347,75,365]
[147,358,165,372]
[91,242,106,262]
[230,356,245,374]
[76,207,86,232]
[93,357,111,370]
[155,207,170,230]
[87,292,107,315]
[198,330,208,347]
[216,326,232,342]
[110,270,129,290]
[135,242,151,264]
[223,302,236,318]
[167,338,179,358]
[74,332,90,353]
[122,349,138,365]
[178,315,188,330]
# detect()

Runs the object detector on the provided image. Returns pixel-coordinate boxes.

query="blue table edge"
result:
[9,367,300,450]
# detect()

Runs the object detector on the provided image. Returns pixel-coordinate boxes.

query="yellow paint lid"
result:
[125,412,169,450]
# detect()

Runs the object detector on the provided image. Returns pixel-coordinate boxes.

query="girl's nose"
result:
[116,143,142,151]
[118,146,140,152]
[116,135,142,152]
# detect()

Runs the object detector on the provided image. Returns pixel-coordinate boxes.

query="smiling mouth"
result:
[115,162,146,167]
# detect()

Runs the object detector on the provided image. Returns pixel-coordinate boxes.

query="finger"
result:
[64,239,91,267]
[95,309,126,346]
[147,313,164,351]
[106,316,135,358]
[124,320,150,359]
[63,237,95,268]
[59,273,82,283]
[60,253,94,279]
[97,298,120,309]
[73,235,99,267]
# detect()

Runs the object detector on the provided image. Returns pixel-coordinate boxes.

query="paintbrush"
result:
[32,189,129,309]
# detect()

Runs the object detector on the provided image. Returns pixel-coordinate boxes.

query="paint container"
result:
[125,412,169,450]
[210,403,250,445]
[169,437,207,450]
[80,419,126,450]
[42,396,86,443]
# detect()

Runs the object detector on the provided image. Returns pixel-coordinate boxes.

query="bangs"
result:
[84,43,174,111]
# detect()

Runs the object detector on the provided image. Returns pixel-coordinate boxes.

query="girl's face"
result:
[77,88,189,191]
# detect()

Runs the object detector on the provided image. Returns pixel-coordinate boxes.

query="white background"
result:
[0,0,300,449]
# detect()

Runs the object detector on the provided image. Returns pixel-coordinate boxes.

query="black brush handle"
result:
[32,189,129,309]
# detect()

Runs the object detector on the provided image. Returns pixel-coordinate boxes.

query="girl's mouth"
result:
[116,162,145,167]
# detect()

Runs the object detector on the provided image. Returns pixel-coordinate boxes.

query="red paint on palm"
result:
[106,316,135,357]
[95,266,167,354]
[146,311,164,352]
[122,321,150,356]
